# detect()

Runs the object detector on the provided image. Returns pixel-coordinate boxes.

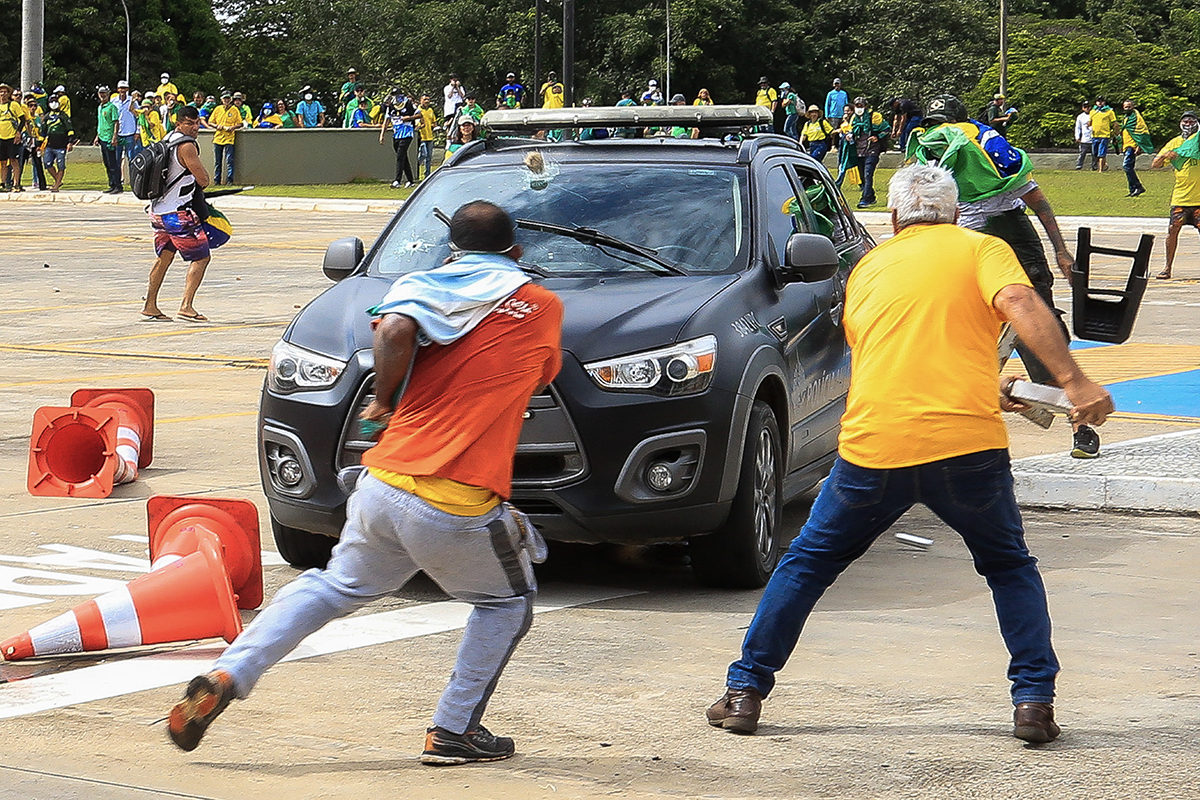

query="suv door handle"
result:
[829,301,843,326]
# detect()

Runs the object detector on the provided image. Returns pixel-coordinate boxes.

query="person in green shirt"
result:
[275,99,298,128]
[232,92,253,124]
[344,86,374,127]
[94,85,123,193]
[339,68,359,125]
[780,82,801,140]
[40,99,74,191]
[1118,98,1151,197]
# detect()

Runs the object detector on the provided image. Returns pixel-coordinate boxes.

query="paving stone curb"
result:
[1013,429,1200,514]
[0,190,404,214]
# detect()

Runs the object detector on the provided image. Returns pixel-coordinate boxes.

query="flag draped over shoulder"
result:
[1172,132,1200,169]
[1121,112,1154,153]
[906,122,1034,203]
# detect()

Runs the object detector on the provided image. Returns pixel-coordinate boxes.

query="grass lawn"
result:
[43,160,1179,217]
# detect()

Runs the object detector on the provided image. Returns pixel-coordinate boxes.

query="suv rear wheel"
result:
[690,401,783,589]
[272,517,336,570]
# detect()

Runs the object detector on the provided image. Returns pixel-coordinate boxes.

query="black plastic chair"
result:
[1071,226,1153,344]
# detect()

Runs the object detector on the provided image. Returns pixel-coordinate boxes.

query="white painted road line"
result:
[0,586,637,720]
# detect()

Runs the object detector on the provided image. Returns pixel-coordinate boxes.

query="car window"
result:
[369,160,750,276]
[761,164,808,266]
[790,166,857,246]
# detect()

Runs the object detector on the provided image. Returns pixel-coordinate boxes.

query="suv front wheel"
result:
[690,400,783,589]
[272,517,336,570]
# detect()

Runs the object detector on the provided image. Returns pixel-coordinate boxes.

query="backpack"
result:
[129,133,195,200]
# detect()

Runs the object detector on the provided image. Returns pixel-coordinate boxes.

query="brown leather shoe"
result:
[1013,702,1060,743]
[706,688,762,734]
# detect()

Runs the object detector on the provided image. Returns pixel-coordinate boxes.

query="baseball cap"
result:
[117,80,129,88]
[347,67,357,74]
[1181,109,1199,121]
[758,76,769,84]
[923,94,969,124]
[807,104,820,113]
[262,102,274,111]
[97,85,110,93]
[994,93,1005,100]
[161,72,170,79]
[459,117,476,125]
[53,85,65,93]
[780,81,791,89]
[220,90,233,98]
[507,72,516,79]
[670,93,686,104]
[648,79,658,87]
[233,91,245,99]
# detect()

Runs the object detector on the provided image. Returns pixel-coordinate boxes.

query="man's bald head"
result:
[450,201,516,254]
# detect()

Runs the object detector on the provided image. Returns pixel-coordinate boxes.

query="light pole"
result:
[562,0,574,107]
[20,0,44,93]
[998,0,1008,96]
[665,0,671,101]
[119,0,130,84]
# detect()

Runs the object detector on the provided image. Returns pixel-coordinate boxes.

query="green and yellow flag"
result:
[906,122,1034,203]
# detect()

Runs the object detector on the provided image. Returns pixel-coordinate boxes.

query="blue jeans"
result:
[727,450,1059,706]
[807,141,829,163]
[116,134,138,181]
[418,139,433,178]
[1122,147,1144,194]
[100,141,122,190]
[859,152,880,205]
[213,143,235,184]
[784,114,800,140]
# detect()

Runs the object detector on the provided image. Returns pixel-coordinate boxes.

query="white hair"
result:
[887,164,959,228]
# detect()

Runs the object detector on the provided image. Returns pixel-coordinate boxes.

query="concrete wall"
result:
[72,128,420,185]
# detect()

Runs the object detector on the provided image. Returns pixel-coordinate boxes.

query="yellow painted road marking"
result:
[52,321,286,347]
[0,368,231,389]
[159,411,258,423]
[0,300,138,316]
[0,344,267,367]
[1110,411,1200,425]
[1005,343,1200,384]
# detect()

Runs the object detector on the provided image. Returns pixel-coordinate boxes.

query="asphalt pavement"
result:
[0,197,1197,799]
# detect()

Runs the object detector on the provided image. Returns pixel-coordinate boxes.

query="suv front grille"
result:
[337,377,588,487]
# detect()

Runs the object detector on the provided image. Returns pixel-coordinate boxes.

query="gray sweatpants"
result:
[214,473,536,734]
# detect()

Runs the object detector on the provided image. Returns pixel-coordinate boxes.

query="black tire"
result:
[271,517,336,570]
[690,400,783,589]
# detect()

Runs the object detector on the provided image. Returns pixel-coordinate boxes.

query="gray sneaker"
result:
[1071,425,1100,459]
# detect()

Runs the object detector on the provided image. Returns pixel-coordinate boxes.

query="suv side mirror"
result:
[323,237,364,282]
[782,233,839,283]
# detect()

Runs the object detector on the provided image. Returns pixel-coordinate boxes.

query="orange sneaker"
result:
[167,670,236,751]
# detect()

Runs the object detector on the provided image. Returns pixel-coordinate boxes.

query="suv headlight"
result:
[268,340,347,393]
[584,335,716,396]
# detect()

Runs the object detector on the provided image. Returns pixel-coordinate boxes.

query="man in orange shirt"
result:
[705,164,1112,745]
[168,201,563,765]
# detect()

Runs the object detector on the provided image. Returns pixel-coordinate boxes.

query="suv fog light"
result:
[278,457,304,488]
[646,462,675,492]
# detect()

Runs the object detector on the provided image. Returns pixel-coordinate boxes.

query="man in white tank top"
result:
[140,105,213,322]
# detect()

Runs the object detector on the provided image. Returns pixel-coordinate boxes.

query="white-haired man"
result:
[705,164,1113,745]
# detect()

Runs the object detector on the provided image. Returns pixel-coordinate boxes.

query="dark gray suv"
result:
[260,106,873,588]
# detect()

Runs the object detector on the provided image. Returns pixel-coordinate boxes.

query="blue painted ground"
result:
[1107,370,1200,418]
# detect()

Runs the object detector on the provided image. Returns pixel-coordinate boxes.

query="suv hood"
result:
[285,273,739,363]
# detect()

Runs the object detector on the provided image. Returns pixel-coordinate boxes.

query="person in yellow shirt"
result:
[207,91,243,185]
[540,72,565,109]
[51,85,71,117]
[693,88,713,105]
[799,104,834,162]
[158,73,179,102]
[705,163,1113,746]
[137,98,166,145]
[416,94,438,179]
[1150,109,1200,279]
[1088,96,1117,171]
[0,83,31,191]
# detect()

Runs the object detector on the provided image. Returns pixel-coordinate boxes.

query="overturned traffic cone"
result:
[27,388,155,498]
[147,495,263,610]
[0,534,241,661]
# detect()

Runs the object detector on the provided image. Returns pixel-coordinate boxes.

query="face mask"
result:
[49,101,59,110]
[854,106,866,113]
[304,93,313,101]
[161,78,169,84]
[1182,121,1198,136]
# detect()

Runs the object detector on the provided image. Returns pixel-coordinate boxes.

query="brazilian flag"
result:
[1173,131,1200,170]
[202,206,233,249]
[1121,112,1154,154]
[906,122,1034,203]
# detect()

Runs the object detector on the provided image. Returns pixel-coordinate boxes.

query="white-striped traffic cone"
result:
[27,388,154,498]
[0,535,241,661]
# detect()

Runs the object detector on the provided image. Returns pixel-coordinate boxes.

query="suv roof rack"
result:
[481,104,770,134]
[735,134,805,164]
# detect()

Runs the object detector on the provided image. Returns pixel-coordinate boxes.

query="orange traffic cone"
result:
[27,388,155,498]
[0,535,241,661]
[147,495,263,610]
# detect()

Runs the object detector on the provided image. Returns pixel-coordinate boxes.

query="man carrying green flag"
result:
[908,94,1101,459]
[1119,99,1152,197]
[1150,109,1200,279]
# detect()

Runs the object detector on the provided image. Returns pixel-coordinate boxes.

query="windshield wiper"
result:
[432,207,550,277]
[515,218,687,275]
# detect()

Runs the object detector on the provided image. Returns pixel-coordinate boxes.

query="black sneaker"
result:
[421,725,515,765]
[167,670,236,751]
[1071,425,1100,459]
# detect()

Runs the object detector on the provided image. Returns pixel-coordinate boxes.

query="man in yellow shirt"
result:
[0,83,29,191]
[1150,109,1200,279]
[1088,96,1117,172]
[207,91,243,185]
[416,94,438,179]
[706,163,1113,746]
[540,72,565,109]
